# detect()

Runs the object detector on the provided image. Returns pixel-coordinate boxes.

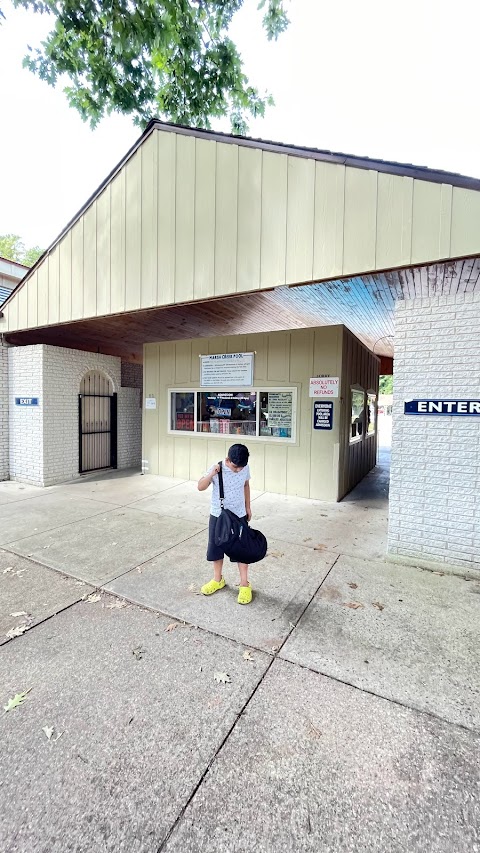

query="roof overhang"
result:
[5,257,478,363]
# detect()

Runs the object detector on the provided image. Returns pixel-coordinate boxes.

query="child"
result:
[198,443,252,605]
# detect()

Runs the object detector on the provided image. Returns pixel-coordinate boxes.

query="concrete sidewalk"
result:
[1,449,479,852]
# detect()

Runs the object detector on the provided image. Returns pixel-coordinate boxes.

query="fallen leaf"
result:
[132,646,144,660]
[214,672,231,684]
[343,602,364,610]
[306,719,323,739]
[105,600,127,609]
[42,725,54,740]
[9,611,28,618]
[243,650,255,661]
[86,593,101,603]
[372,601,385,611]
[314,544,326,551]
[268,551,284,559]
[165,623,178,633]
[3,688,32,713]
[6,624,30,639]
[347,582,358,589]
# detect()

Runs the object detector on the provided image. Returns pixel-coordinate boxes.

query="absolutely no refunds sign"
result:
[404,399,480,415]
[309,377,339,398]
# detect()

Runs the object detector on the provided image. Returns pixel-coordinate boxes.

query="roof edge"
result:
[150,119,480,191]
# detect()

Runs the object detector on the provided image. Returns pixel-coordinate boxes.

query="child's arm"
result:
[198,463,220,492]
[244,480,252,521]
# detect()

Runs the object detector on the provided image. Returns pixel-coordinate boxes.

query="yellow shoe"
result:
[201,577,226,596]
[238,584,252,605]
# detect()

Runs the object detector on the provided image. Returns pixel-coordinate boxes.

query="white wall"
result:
[8,345,142,486]
[389,293,480,572]
[0,341,10,480]
[8,346,44,484]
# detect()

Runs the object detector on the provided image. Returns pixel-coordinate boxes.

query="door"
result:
[78,371,117,473]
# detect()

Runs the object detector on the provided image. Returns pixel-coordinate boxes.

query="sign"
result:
[404,399,480,416]
[313,401,333,430]
[309,377,339,398]
[200,353,254,387]
[267,392,293,428]
[145,397,157,410]
[15,397,39,406]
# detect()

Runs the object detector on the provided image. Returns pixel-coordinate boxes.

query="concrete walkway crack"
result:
[155,553,341,852]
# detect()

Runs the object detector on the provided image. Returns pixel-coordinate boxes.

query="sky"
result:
[1,0,479,250]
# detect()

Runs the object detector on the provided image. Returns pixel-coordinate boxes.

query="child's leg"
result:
[238,562,249,587]
[237,562,252,604]
[213,559,224,582]
[201,517,227,595]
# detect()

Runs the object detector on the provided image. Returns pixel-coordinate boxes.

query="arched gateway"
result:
[79,370,117,473]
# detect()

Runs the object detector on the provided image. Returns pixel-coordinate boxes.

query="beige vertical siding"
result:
[260,152,288,289]
[313,161,345,279]
[125,152,142,311]
[110,171,126,314]
[3,124,480,334]
[143,326,344,501]
[338,329,379,500]
[237,147,262,293]
[140,134,158,309]
[71,219,85,321]
[375,174,413,269]
[194,139,216,301]
[215,142,238,296]
[27,269,38,328]
[59,231,72,323]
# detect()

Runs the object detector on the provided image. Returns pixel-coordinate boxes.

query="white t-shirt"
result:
[206,461,251,518]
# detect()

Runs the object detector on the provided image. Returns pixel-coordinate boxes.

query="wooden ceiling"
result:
[6,257,479,362]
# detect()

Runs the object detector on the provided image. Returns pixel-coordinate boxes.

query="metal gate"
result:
[78,371,117,473]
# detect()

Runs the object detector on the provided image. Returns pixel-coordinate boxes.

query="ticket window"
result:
[197,391,257,436]
[350,388,365,442]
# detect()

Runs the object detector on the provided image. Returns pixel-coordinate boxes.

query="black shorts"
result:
[207,513,247,562]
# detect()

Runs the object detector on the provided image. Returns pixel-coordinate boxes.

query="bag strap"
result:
[217,461,225,508]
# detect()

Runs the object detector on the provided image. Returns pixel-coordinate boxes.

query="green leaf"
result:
[10,0,289,132]
[3,688,32,713]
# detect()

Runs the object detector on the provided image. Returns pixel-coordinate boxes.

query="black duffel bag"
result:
[214,462,268,565]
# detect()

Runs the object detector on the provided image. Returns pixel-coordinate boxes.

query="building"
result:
[0,121,479,572]
[0,255,28,305]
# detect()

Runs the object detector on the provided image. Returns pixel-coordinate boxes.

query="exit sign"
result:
[15,397,39,406]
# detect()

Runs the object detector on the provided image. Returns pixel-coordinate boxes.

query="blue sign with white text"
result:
[15,397,39,407]
[404,400,480,416]
[314,400,333,430]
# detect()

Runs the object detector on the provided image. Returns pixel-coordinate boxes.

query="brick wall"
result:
[121,361,143,389]
[0,342,10,480]
[42,346,121,486]
[118,388,142,469]
[8,345,142,486]
[8,346,44,485]
[389,293,480,572]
